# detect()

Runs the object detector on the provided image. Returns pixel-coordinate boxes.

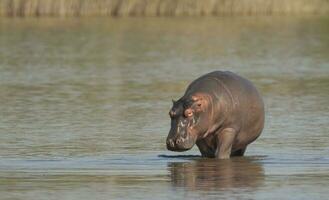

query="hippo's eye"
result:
[197,103,201,107]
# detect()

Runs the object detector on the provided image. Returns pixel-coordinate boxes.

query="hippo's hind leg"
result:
[231,147,246,157]
[215,128,237,159]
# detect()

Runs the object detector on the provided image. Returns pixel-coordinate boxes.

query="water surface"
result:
[0,16,328,199]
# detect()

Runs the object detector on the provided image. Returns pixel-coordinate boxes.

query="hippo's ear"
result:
[172,99,176,104]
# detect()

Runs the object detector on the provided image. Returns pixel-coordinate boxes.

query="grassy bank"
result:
[1,0,329,17]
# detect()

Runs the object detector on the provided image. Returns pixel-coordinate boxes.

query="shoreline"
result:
[1,0,329,17]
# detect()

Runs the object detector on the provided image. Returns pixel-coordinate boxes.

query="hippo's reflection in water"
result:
[168,157,264,190]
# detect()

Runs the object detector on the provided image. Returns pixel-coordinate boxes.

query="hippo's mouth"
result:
[166,136,195,152]
[166,119,197,151]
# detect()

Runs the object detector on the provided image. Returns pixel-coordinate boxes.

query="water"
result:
[0,16,328,199]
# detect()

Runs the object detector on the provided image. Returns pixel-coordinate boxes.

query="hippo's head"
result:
[166,93,213,151]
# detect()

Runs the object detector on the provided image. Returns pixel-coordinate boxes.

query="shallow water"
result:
[0,16,328,199]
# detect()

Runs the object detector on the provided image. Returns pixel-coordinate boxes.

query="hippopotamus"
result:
[166,71,264,159]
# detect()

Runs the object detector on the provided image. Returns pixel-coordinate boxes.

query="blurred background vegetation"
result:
[1,0,329,17]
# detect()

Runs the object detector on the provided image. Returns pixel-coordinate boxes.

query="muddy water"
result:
[0,16,328,199]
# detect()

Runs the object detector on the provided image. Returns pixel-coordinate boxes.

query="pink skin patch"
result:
[184,108,194,118]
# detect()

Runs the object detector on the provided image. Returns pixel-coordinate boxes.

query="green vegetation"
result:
[1,0,329,17]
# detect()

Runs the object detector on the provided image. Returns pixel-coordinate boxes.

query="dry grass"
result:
[1,0,329,17]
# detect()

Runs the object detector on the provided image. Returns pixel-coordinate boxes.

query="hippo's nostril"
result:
[170,141,175,147]
[167,139,175,147]
[176,138,182,145]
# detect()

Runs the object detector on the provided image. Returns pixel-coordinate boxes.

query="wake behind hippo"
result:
[166,71,264,159]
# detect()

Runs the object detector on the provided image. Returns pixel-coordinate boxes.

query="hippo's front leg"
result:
[196,140,216,158]
[215,128,237,159]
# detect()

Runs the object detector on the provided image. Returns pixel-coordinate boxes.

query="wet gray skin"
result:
[166,99,202,151]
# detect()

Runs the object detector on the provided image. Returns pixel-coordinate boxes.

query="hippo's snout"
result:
[176,138,184,145]
[166,136,194,152]
[166,137,184,149]
[167,109,197,152]
[166,139,175,148]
